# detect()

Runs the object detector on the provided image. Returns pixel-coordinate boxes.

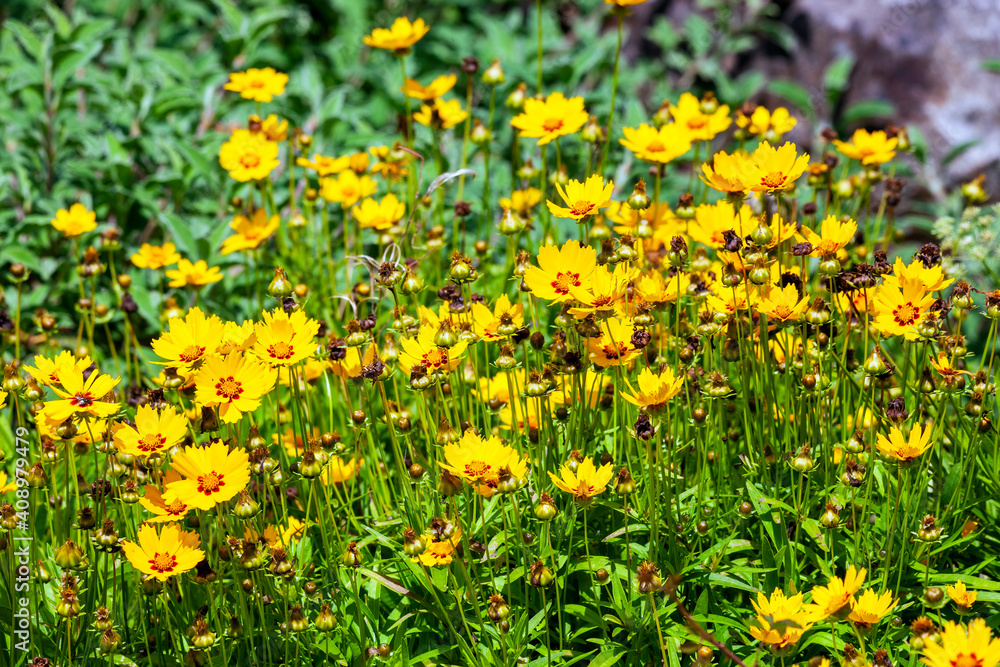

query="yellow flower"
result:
[412,531,462,567]
[440,430,529,497]
[736,141,810,193]
[24,350,93,389]
[947,581,978,610]
[587,318,642,368]
[605,0,651,5]
[152,306,226,370]
[122,523,204,582]
[402,74,457,101]
[329,345,378,380]
[296,153,350,176]
[252,308,320,367]
[323,457,364,484]
[224,67,288,102]
[669,92,731,141]
[352,194,406,230]
[797,215,858,258]
[471,294,524,342]
[251,114,288,142]
[245,517,307,548]
[619,123,693,164]
[414,98,468,130]
[131,242,180,269]
[511,92,588,146]
[547,175,614,221]
[736,106,797,138]
[884,257,954,293]
[921,619,1000,667]
[876,423,933,463]
[848,589,898,627]
[621,366,683,412]
[165,259,224,289]
[363,17,430,51]
[51,203,97,238]
[370,145,411,181]
[44,368,119,424]
[319,171,378,207]
[569,263,636,317]
[0,471,16,494]
[758,284,809,323]
[221,209,280,255]
[219,129,280,182]
[193,353,277,424]
[499,188,542,217]
[113,405,187,457]
[873,276,936,339]
[833,128,898,165]
[701,149,748,194]
[750,588,813,650]
[808,566,866,620]
[139,471,191,523]
[688,200,754,249]
[398,329,468,376]
[164,439,251,510]
[523,240,597,304]
[548,456,614,504]
[632,271,690,307]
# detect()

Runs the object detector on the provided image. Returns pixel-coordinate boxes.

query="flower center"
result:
[953,656,983,667]
[646,139,666,153]
[72,394,94,407]
[216,376,243,401]
[574,481,595,498]
[570,200,594,217]
[463,461,491,479]
[542,118,564,133]
[760,171,787,189]
[241,153,261,169]
[267,342,294,360]
[137,433,166,453]
[422,349,448,368]
[602,343,629,360]
[197,471,224,495]
[551,271,581,294]
[179,345,205,363]
[165,499,187,514]
[773,305,793,319]
[893,302,919,326]
[249,79,266,89]
[150,552,178,573]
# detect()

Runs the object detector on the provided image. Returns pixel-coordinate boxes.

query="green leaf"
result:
[767,80,816,119]
[824,54,856,99]
[841,100,895,126]
[983,59,1000,74]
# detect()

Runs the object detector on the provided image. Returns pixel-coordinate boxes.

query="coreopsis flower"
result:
[546,175,614,221]
[139,471,191,523]
[621,367,683,412]
[440,430,529,497]
[736,106,797,138]
[735,141,809,193]
[219,129,280,182]
[152,307,226,370]
[523,240,597,304]
[0,471,16,494]
[296,153,350,176]
[252,308,319,367]
[749,589,813,651]
[632,271,691,307]
[252,114,288,142]
[193,353,277,423]
[352,194,406,230]
[499,188,542,217]
[849,589,898,628]
[688,200,755,249]
[319,171,378,207]
[619,123,693,164]
[758,284,810,323]
[605,0,651,5]
[165,259,223,289]
[323,457,364,484]
[51,203,97,238]
[113,405,187,457]
[873,277,936,339]
[883,257,954,293]
[24,350,94,388]
[412,530,462,567]
[414,98,468,130]
[705,290,758,317]
[471,294,524,341]
[246,517,306,547]
[668,92,731,141]
[220,209,280,255]
[551,370,612,410]
[569,263,636,317]
[121,524,204,582]
[921,619,1000,667]
[701,150,748,195]
[797,215,858,258]
[548,456,614,505]
[833,128,898,165]
[808,566,866,620]
[163,439,251,510]
[43,368,119,423]
[329,345,377,380]
[402,74,457,101]
[363,17,430,51]
[587,318,642,367]
[875,423,933,463]
[947,581,978,611]
[510,92,588,146]
[398,329,467,376]
[224,67,288,102]
[131,242,180,269]
[370,145,411,181]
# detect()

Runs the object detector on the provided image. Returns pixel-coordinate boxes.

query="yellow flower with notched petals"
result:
[219,129,280,182]
[152,307,226,370]
[947,580,978,611]
[352,193,406,231]
[131,242,180,269]
[113,404,187,457]
[621,366,683,412]
[548,456,614,505]
[122,523,204,582]
[440,430,529,497]
[224,67,287,103]
[848,588,898,627]
[736,106,797,138]
[139,471,190,523]
[735,141,809,193]
[547,175,614,221]
[193,353,277,424]
[44,368,119,424]
[51,203,97,238]
[24,350,94,389]
[875,423,933,463]
[797,215,858,257]
[833,128,898,165]
[165,259,223,289]
[471,294,524,342]
[669,92,731,141]
[221,209,280,255]
[749,588,813,650]
[163,439,251,510]
[252,308,320,368]
[586,318,642,368]
[398,328,467,376]
[872,276,936,340]
[363,17,430,51]
[319,171,378,207]
[701,149,748,195]
[807,565,866,620]
[523,240,597,304]
[414,98,468,130]
[619,123,693,165]
[758,284,809,323]
[402,74,457,101]
[921,619,1000,667]
[296,153,350,176]
[511,92,588,146]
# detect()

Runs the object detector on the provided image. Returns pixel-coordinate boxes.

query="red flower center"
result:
[197,471,224,495]
[216,376,243,401]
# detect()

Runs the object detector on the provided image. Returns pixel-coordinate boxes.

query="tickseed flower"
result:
[947,581,978,611]
[193,353,277,423]
[471,294,524,341]
[749,589,813,652]
[219,129,280,182]
[758,285,810,324]
[51,203,97,238]
[139,472,191,523]
[736,106,797,138]
[131,242,180,269]
[701,149,748,195]
[320,171,378,207]
[398,328,467,376]
[412,530,462,567]
[151,307,226,370]
[884,256,954,293]
[849,589,898,629]
[736,141,810,193]
[605,0,652,5]
[876,423,933,463]
[587,318,642,368]
[621,366,683,412]
[510,92,588,146]
[44,368,119,424]
[329,345,377,380]
[323,457,364,484]
[363,17,430,52]
[414,98,468,130]
[402,74,457,100]
[569,263,636,317]
[113,405,187,457]
[296,153,350,176]
[0,471,16,494]
[221,209,280,255]
[352,193,406,231]
[245,517,307,548]
[808,566,866,620]
[873,276,936,339]
[797,215,858,258]
[165,259,223,289]
[688,200,754,249]
[669,92,731,141]
[252,114,288,142]
[252,308,320,367]
[833,128,898,165]
[619,123,693,164]
[547,175,614,221]
[440,430,529,497]
[163,439,251,510]
[122,523,204,582]
[921,619,1000,667]
[24,350,93,389]
[499,188,542,217]
[224,67,288,103]
[523,240,597,304]
[548,456,614,505]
